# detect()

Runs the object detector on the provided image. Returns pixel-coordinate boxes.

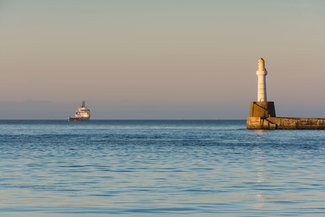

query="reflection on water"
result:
[254,147,266,209]
[254,130,267,136]
[0,120,324,217]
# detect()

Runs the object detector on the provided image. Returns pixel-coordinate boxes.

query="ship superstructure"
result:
[69,101,90,121]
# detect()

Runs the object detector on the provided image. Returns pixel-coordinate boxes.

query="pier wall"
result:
[247,117,325,130]
[246,101,325,129]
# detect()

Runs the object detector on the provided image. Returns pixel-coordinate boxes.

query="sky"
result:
[0,0,325,119]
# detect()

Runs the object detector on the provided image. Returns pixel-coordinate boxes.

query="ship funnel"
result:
[82,101,86,107]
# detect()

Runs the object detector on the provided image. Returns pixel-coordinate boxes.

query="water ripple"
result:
[0,120,324,216]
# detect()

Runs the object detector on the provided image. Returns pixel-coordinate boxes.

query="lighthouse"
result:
[247,58,276,121]
[247,58,325,130]
[256,58,267,102]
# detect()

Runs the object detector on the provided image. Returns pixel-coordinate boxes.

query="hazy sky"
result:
[1,0,325,119]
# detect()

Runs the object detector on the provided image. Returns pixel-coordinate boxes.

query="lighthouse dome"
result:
[257,58,265,71]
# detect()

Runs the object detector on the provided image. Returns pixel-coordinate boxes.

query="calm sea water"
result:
[0,120,324,217]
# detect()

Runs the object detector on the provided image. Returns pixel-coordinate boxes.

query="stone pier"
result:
[246,101,325,130]
[247,116,325,130]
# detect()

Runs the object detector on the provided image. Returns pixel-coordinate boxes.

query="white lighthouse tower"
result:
[247,58,276,121]
[256,58,268,102]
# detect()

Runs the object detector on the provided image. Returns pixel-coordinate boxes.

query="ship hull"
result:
[68,117,90,122]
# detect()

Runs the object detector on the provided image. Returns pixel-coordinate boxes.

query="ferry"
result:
[69,101,90,121]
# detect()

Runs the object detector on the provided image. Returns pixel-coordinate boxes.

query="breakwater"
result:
[246,101,325,130]
[247,116,325,130]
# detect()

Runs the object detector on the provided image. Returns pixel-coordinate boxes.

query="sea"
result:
[0,120,324,217]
